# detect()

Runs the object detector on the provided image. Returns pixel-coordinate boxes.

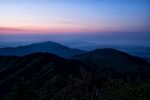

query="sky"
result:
[0,0,150,47]
[0,0,150,33]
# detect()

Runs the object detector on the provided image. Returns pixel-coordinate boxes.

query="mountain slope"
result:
[0,50,150,100]
[0,41,84,58]
[73,48,150,77]
[0,52,93,100]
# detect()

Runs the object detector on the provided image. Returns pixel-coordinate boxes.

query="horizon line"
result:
[0,27,149,34]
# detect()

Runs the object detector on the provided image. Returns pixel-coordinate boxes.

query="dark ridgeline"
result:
[0,41,84,58]
[72,48,150,79]
[0,42,150,100]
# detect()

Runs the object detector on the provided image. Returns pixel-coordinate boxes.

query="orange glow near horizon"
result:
[0,26,103,34]
[0,24,149,34]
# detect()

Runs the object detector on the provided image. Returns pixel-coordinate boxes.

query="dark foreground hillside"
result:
[0,49,150,100]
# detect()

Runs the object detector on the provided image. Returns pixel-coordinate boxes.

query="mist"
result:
[0,32,150,49]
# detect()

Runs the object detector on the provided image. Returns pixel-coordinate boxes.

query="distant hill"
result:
[74,43,150,62]
[73,48,150,77]
[0,41,84,58]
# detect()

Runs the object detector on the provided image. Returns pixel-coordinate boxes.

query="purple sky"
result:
[0,0,150,47]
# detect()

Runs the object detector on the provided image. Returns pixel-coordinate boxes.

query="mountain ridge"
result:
[0,48,150,100]
[72,48,150,75]
[0,41,85,58]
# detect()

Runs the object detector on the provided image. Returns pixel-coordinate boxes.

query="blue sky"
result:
[0,0,149,47]
[0,0,149,33]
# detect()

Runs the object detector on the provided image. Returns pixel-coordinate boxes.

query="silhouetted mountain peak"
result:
[73,48,150,73]
[90,48,122,55]
[73,48,124,59]
[29,41,67,48]
[0,41,85,58]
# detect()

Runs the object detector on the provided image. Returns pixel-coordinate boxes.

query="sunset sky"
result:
[0,0,150,34]
[0,0,150,48]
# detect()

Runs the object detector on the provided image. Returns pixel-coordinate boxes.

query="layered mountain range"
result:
[0,42,150,100]
[0,41,84,58]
